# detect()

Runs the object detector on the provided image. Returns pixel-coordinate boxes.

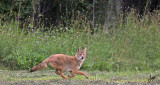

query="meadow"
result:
[0,11,160,73]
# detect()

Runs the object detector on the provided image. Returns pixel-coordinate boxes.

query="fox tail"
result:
[30,58,49,72]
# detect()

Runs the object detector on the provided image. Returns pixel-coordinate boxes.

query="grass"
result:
[0,11,160,72]
[0,70,160,85]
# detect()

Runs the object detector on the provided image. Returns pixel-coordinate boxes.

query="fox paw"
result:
[86,76,89,79]
[68,75,75,78]
[68,75,71,78]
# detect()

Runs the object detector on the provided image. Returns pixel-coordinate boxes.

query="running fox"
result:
[30,47,88,79]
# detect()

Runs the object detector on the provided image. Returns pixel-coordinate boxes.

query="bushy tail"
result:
[30,58,49,72]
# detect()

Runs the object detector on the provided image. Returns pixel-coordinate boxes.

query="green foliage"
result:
[0,11,160,72]
[0,0,33,21]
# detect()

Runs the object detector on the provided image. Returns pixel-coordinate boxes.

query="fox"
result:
[30,47,88,79]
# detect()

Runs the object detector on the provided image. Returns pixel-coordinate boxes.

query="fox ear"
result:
[84,47,87,51]
[77,47,80,52]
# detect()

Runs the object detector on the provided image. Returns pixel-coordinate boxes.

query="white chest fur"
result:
[64,61,84,72]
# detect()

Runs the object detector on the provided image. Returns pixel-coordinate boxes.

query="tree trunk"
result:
[92,0,95,28]
[56,0,61,25]
[66,0,68,28]
[33,0,56,29]
[104,0,122,33]
[91,0,95,34]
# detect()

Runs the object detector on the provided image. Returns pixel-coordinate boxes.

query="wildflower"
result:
[9,27,12,30]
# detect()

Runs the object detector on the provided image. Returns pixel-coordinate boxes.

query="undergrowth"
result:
[0,11,160,72]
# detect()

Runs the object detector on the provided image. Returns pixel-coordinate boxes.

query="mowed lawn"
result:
[0,70,160,85]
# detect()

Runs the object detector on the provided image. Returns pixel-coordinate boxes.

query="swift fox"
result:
[30,47,88,79]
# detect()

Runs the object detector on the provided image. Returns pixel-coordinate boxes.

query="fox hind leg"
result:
[55,69,60,75]
[59,69,68,79]
[68,71,75,78]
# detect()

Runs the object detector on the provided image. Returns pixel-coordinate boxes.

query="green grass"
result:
[0,11,160,72]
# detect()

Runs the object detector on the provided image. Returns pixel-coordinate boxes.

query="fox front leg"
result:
[71,70,89,79]
[75,71,89,79]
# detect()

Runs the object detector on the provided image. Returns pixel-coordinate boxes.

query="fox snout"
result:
[78,56,84,60]
[81,57,84,59]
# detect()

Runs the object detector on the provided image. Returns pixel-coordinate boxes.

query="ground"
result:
[0,70,160,85]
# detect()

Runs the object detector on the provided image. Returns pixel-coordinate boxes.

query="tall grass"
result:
[0,11,160,71]
[111,12,160,71]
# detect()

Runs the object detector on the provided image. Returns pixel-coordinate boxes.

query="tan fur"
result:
[30,47,88,79]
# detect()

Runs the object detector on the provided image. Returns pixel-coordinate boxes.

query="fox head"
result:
[76,47,87,61]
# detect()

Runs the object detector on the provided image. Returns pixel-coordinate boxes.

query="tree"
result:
[104,0,122,29]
